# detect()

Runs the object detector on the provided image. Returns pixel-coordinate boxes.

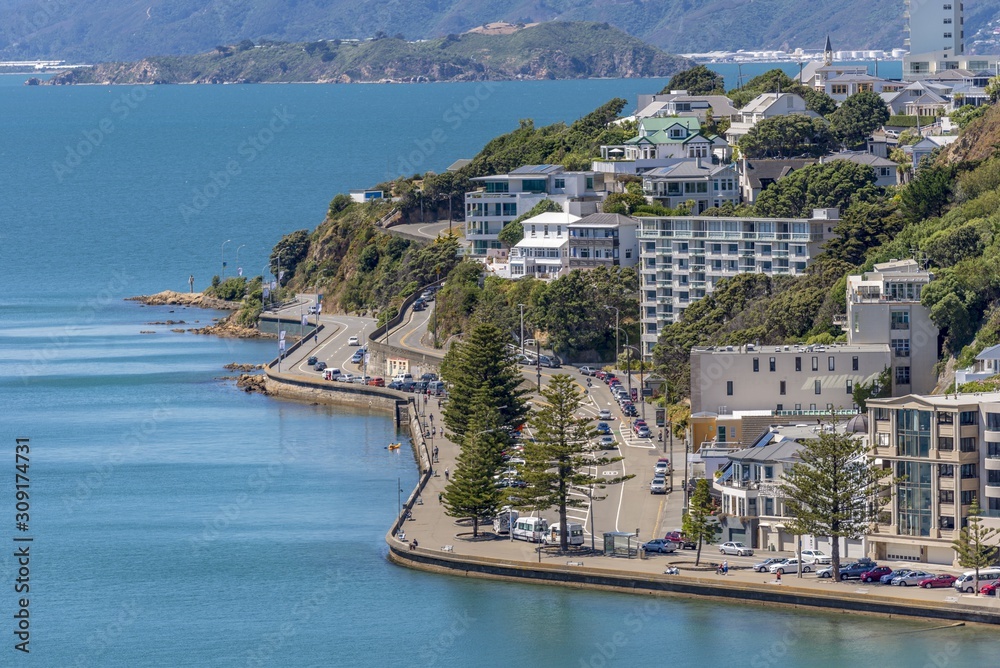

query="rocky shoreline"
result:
[128,290,239,310]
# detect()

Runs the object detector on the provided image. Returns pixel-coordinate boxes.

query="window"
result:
[891,311,909,330]
[891,339,910,357]
[811,356,819,371]
[795,357,802,372]
[938,436,954,451]
[961,463,978,479]
[895,366,911,385]
[961,490,975,505]
[625,248,632,259]
[938,412,954,424]
[726,380,733,396]
[828,356,835,371]
[939,517,955,530]
[944,18,953,24]
[769,357,776,372]
[753,358,759,372]
[846,380,853,394]
[960,437,977,453]
[987,413,1000,431]
[852,356,858,371]
[553,178,565,189]
[831,84,848,95]
[939,464,954,477]
[877,432,890,447]
[896,461,932,537]
[960,411,978,426]
[897,409,931,457]
[940,490,955,504]
[944,32,952,39]
[780,380,786,395]
[989,441,1000,458]
[815,379,822,395]
[875,408,891,421]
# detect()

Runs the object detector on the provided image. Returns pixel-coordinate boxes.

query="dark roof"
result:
[825,35,833,53]
[742,158,818,189]
[570,213,638,227]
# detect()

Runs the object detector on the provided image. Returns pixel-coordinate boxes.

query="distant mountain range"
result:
[5,0,1000,63]
[43,22,692,85]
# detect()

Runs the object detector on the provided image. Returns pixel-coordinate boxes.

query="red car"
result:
[980,582,999,596]
[919,574,958,589]
[859,566,893,583]
[664,531,697,550]
[367,377,385,387]
[595,371,608,381]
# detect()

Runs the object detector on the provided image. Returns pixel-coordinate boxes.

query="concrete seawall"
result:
[386,543,1000,625]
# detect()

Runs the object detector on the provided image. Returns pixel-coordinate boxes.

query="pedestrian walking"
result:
[433,445,439,462]
[438,492,443,503]
[444,468,449,481]
[776,570,782,584]
[722,560,729,575]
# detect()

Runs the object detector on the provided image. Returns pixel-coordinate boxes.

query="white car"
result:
[339,372,355,383]
[769,558,813,574]
[654,461,669,476]
[348,335,360,346]
[598,409,612,420]
[597,435,617,449]
[719,541,753,557]
[800,549,832,565]
[649,477,667,494]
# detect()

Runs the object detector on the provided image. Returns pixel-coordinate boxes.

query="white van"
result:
[512,516,549,543]
[323,368,341,381]
[493,508,519,535]
[953,567,1000,593]
[546,522,584,546]
[392,372,413,384]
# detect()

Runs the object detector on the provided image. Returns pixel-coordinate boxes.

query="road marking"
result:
[653,496,666,539]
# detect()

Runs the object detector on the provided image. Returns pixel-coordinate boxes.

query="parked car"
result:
[307,356,318,366]
[538,355,560,368]
[753,557,786,573]
[622,405,639,418]
[653,461,669,476]
[770,558,813,574]
[818,559,876,580]
[516,354,532,365]
[919,574,958,589]
[649,477,667,494]
[348,335,360,346]
[598,409,613,420]
[719,542,753,557]
[980,582,1000,596]
[664,531,697,550]
[879,569,912,585]
[578,366,597,376]
[596,422,611,435]
[308,304,319,314]
[421,373,438,382]
[859,566,893,583]
[315,361,327,372]
[352,375,372,385]
[642,538,677,553]
[597,435,617,450]
[800,549,832,565]
[636,426,651,438]
[595,371,608,381]
[367,377,385,387]
[892,570,933,587]
[340,372,356,383]
[411,380,429,393]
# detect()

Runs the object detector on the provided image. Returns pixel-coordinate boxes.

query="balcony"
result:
[986,456,1000,471]
[986,484,1000,499]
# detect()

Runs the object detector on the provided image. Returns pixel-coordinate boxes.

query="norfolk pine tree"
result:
[780,423,893,581]
[440,321,530,444]
[518,375,632,551]
[442,398,507,538]
[951,497,1000,595]
[683,478,719,565]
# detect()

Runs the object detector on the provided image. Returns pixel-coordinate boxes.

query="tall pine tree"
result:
[683,479,719,566]
[442,398,507,538]
[780,423,893,580]
[440,321,530,444]
[517,375,631,551]
[951,497,1000,595]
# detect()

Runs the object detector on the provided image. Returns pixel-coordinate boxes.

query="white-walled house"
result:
[956,345,1000,386]
[508,212,580,280]
[641,159,739,213]
[725,93,817,145]
[567,213,640,270]
[594,117,729,177]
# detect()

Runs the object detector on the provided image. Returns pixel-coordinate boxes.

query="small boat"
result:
[387,443,401,450]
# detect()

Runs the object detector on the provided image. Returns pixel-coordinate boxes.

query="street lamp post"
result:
[235,244,246,277]
[518,303,526,358]
[536,339,541,392]
[221,239,232,280]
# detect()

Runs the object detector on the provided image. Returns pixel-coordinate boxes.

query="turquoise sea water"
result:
[1,74,997,666]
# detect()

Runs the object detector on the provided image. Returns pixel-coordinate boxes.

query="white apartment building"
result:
[689,342,890,415]
[567,213,640,270]
[464,165,604,257]
[867,392,1000,565]
[637,209,840,355]
[905,0,963,59]
[844,259,939,395]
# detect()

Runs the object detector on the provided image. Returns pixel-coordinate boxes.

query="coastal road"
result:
[271,294,377,379]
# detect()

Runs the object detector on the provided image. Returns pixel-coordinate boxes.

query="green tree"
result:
[780,424,893,581]
[442,398,507,538]
[754,160,878,218]
[828,91,891,150]
[270,229,311,282]
[728,69,837,116]
[899,163,955,225]
[660,65,724,95]
[951,497,1000,595]
[825,198,903,265]
[682,479,719,565]
[929,292,974,355]
[517,375,631,551]
[986,76,1000,104]
[951,104,989,130]
[738,114,835,158]
[440,321,530,445]
[852,367,891,413]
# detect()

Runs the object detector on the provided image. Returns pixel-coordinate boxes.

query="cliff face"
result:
[45,22,692,85]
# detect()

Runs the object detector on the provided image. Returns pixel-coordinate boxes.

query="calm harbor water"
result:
[1,73,996,666]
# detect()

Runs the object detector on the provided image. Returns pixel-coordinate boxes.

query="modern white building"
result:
[464,165,604,257]
[508,211,580,279]
[689,342,890,415]
[567,213,640,270]
[844,259,939,395]
[637,209,841,355]
[634,92,737,122]
[641,159,740,213]
[867,392,1000,565]
[956,344,1000,386]
[905,0,963,59]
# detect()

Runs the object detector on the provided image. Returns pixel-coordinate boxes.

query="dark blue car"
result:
[596,422,611,435]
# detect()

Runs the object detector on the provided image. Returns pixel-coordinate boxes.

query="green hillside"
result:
[46,23,691,84]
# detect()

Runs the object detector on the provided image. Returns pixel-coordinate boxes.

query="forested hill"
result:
[44,23,691,85]
[5,0,1000,62]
